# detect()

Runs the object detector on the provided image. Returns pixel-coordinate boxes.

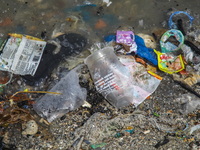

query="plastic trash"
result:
[90,143,106,149]
[190,124,200,135]
[176,93,200,115]
[84,46,135,108]
[182,44,194,63]
[23,33,87,85]
[118,55,161,107]
[103,0,112,7]
[135,35,158,66]
[104,35,116,42]
[33,65,87,122]
[169,11,193,29]
[116,30,137,53]
[160,29,184,55]
[155,136,169,148]
[137,33,156,49]
[154,50,185,74]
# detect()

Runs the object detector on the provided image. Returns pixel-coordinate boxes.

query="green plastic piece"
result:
[90,143,106,149]
[153,112,160,117]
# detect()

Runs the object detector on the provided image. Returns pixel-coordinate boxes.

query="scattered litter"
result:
[176,130,186,140]
[118,54,161,107]
[182,44,194,63]
[160,29,184,55]
[33,65,87,122]
[139,20,143,27]
[143,130,150,134]
[135,35,158,66]
[82,101,92,108]
[115,132,124,138]
[169,11,193,29]
[137,33,156,49]
[155,136,169,148]
[103,0,112,7]
[190,124,200,135]
[0,105,33,125]
[153,112,160,117]
[116,30,137,53]
[176,93,200,115]
[90,143,106,149]
[0,33,46,76]
[85,46,135,108]
[22,120,38,135]
[154,50,185,74]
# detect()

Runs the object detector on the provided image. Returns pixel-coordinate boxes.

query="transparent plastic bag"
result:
[176,93,200,115]
[33,66,87,122]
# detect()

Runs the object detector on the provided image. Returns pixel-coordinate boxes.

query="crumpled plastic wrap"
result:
[176,93,200,115]
[118,55,161,107]
[33,66,87,122]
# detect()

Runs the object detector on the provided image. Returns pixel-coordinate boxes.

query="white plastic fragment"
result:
[82,101,92,108]
[139,20,143,26]
[103,0,112,7]
[144,130,150,134]
[190,124,200,135]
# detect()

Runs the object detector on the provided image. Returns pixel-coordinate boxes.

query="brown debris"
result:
[0,105,34,125]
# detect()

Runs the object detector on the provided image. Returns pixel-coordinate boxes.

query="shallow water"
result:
[0,0,200,41]
[0,0,200,91]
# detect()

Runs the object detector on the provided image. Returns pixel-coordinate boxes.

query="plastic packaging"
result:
[160,29,184,55]
[33,66,87,122]
[190,124,200,135]
[116,30,137,53]
[154,50,185,74]
[104,35,116,42]
[135,35,158,66]
[137,33,156,49]
[118,55,161,107]
[182,44,194,63]
[169,11,193,29]
[176,93,200,115]
[84,46,134,108]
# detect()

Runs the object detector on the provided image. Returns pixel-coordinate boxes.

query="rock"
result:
[22,120,38,135]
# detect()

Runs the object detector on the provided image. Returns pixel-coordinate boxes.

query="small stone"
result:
[143,130,150,134]
[17,80,21,85]
[22,120,38,135]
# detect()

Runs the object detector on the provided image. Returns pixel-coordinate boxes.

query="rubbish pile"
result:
[1,3,200,148]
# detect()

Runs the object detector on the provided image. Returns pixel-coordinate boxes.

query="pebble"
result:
[22,120,38,135]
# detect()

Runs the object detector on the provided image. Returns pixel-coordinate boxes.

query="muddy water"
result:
[0,0,200,40]
[0,0,200,91]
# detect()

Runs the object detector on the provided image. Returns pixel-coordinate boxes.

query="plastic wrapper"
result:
[118,55,162,106]
[190,124,200,135]
[33,66,87,122]
[84,46,135,108]
[135,35,158,66]
[154,50,185,74]
[116,30,137,53]
[176,93,200,115]
[137,33,156,49]
[182,44,194,63]
[160,29,184,55]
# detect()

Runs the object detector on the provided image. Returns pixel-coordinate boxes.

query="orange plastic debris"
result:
[95,19,107,29]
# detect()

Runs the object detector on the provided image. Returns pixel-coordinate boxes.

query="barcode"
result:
[32,56,39,61]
